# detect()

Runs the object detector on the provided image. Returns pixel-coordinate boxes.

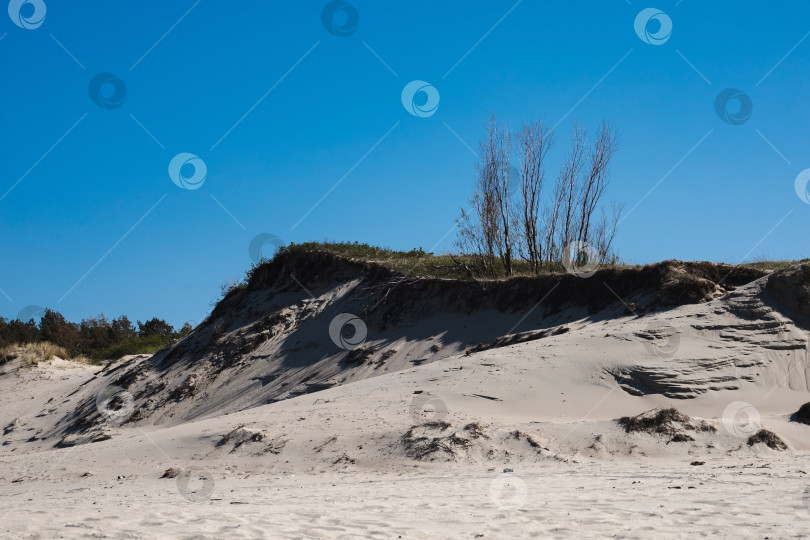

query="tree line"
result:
[0,310,191,361]
[455,115,622,277]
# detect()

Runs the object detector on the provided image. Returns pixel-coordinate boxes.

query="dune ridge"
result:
[1,256,809,538]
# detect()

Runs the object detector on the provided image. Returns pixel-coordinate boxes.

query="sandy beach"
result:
[1,259,809,538]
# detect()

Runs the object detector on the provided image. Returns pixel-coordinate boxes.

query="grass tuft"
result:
[0,342,83,368]
[747,429,787,450]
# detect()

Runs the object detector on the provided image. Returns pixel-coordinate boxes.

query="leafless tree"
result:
[576,121,618,247]
[455,119,503,277]
[517,120,554,272]
[545,121,617,268]
[483,116,516,276]
[456,115,516,276]
[557,121,587,255]
[455,195,497,277]
[457,115,621,277]
[593,202,623,263]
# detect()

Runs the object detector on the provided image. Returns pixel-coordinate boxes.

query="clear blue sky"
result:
[1,1,808,328]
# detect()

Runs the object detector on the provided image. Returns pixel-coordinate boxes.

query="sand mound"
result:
[618,408,716,443]
[747,429,788,450]
[7,252,809,463]
[44,253,772,443]
[216,424,265,449]
[400,421,551,462]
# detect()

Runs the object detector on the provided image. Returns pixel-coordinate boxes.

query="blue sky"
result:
[1,1,808,327]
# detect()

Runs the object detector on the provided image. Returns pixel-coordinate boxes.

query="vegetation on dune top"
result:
[743,260,801,271]
[279,241,432,264]
[272,241,575,280]
[244,241,803,282]
[206,239,804,315]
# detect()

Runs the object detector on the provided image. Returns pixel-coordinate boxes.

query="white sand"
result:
[2,460,809,539]
[1,273,809,538]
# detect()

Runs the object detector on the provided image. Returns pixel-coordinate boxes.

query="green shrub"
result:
[92,334,168,362]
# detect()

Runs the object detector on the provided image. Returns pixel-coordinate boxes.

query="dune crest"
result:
[1,256,809,538]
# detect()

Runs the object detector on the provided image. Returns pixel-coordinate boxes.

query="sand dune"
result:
[1,255,809,538]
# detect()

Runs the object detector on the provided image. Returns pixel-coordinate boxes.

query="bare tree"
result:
[455,191,498,277]
[543,175,563,267]
[455,117,504,278]
[576,121,618,247]
[541,122,584,267]
[557,121,587,253]
[462,114,516,276]
[486,116,516,276]
[517,120,554,273]
[593,202,623,263]
[457,115,621,277]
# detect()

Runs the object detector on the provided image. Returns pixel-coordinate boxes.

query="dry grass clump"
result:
[509,430,548,450]
[402,421,456,461]
[217,424,264,450]
[619,408,690,435]
[747,429,787,450]
[0,342,87,368]
[618,407,716,443]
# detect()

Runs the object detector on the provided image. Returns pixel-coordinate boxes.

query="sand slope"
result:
[0,261,809,538]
